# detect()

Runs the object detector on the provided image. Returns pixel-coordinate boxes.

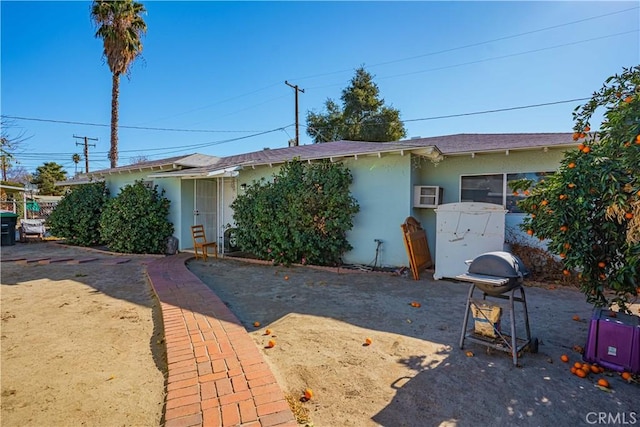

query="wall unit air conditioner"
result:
[413,185,443,208]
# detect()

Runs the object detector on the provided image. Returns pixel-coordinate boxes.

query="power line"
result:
[403,98,590,123]
[0,115,267,133]
[306,30,639,90]
[289,6,639,82]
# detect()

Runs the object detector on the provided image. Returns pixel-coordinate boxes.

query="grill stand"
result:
[458,278,537,366]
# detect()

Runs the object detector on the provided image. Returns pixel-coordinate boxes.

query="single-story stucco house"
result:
[60,133,578,269]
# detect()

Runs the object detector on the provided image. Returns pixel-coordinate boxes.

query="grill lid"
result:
[468,251,529,279]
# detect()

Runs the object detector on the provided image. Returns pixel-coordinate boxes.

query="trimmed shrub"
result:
[231,159,360,266]
[99,180,174,254]
[47,181,110,246]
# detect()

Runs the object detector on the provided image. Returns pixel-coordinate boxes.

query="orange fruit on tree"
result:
[584,125,590,132]
[560,354,569,363]
[624,95,633,103]
[564,243,571,249]
[577,143,585,151]
[582,146,591,154]
[568,183,576,189]
[560,225,568,232]
[563,269,571,276]
[560,253,566,259]
[625,212,634,220]
[568,162,576,169]
[598,262,606,268]
[527,229,534,236]
[636,134,640,143]
[572,132,580,141]
[597,378,610,388]
[541,200,549,206]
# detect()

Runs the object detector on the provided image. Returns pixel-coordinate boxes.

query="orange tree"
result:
[512,66,639,312]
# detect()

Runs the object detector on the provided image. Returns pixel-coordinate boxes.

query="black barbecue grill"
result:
[457,251,538,366]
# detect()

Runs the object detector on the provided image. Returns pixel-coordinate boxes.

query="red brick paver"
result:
[146,253,297,427]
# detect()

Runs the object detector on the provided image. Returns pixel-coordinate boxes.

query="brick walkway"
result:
[146,254,298,427]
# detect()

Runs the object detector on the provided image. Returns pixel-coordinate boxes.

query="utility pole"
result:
[73,135,98,173]
[285,81,304,146]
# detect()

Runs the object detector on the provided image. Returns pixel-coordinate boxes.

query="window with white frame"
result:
[460,172,551,213]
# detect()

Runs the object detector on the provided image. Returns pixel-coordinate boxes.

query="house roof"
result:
[406,133,576,155]
[58,132,578,184]
[61,153,220,185]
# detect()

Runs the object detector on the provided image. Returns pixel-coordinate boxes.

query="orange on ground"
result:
[576,369,588,378]
[622,372,632,381]
[590,365,600,374]
[365,337,372,345]
[264,329,272,335]
[284,275,289,280]
[597,378,610,388]
[574,362,583,369]
[572,315,580,321]
[570,366,577,374]
[253,321,261,327]
[466,351,474,357]
[304,388,313,400]
[560,354,569,363]
[267,340,276,348]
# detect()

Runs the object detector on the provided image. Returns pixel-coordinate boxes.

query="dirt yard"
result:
[1,242,166,427]
[1,242,638,427]
[187,257,640,427]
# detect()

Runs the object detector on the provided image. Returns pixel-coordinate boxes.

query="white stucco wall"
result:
[238,154,414,268]
[412,148,567,259]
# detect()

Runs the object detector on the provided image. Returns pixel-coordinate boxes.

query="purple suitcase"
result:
[583,308,640,374]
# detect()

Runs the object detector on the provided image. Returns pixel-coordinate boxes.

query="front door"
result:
[193,179,217,246]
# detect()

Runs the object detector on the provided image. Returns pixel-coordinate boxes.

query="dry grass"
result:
[285,393,312,426]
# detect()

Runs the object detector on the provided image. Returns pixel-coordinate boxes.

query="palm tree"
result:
[91,0,147,168]
[72,153,81,175]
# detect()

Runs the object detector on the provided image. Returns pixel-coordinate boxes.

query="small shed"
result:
[433,202,507,280]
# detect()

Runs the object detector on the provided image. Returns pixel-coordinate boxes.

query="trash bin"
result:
[0,211,19,246]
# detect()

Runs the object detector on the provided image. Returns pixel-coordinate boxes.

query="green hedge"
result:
[47,181,109,246]
[99,181,174,254]
[231,159,359,266]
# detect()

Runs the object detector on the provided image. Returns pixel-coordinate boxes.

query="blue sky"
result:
[1,1,638,176]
